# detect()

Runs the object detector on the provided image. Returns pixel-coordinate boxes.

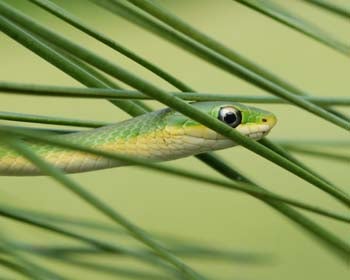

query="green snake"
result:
[0,102,277,176]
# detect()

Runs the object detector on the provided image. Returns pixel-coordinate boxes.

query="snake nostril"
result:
[262,118,267,122]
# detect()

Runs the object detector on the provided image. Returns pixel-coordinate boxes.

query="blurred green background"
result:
[0,0,349,279]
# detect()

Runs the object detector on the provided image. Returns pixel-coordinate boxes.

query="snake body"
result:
[0,102,276,176]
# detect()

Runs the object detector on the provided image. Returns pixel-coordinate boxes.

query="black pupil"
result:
[224,112,237,124]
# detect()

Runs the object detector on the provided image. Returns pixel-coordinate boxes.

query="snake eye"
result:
[218,107,242,128]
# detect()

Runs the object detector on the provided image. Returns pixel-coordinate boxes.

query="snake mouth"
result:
[238,118,276,140]
[181,123,274,142]
[237,124,270,140]
[245,113,277,139]
[246,126,270,140]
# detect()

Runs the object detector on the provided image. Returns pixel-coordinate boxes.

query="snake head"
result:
[165,102,277,146]
[212,102,277,140]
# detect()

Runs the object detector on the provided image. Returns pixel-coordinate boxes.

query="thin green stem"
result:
[284,146,350,164]
[1,82,350,106]
[0,110,108,128]
[35,254,173,280]
[277,140,350,147]
[12,240,268,264]
[48,257,174,280]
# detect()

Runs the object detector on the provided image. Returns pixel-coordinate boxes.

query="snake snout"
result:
[260,113,277,137]
[240,113,277,140]
[261,113,277,129]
